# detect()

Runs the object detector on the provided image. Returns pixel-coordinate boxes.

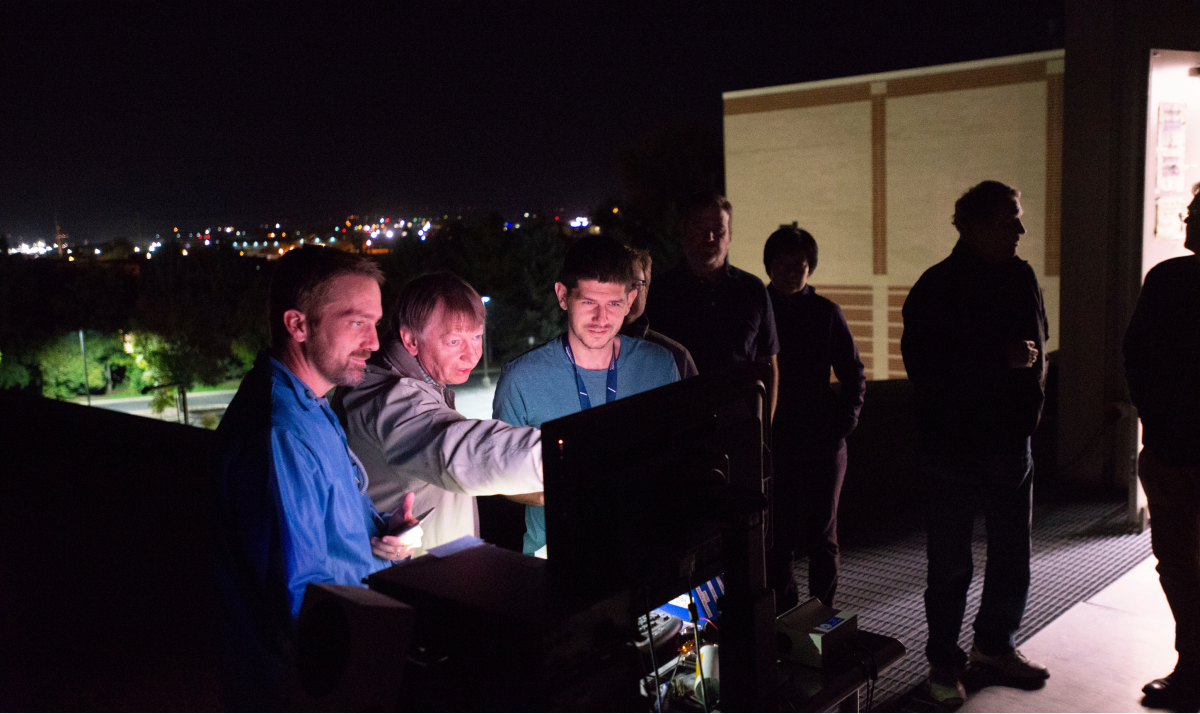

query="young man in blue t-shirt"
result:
[493,237,679,556]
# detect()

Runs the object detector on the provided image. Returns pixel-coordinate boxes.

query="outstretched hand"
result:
[371,492,423,561]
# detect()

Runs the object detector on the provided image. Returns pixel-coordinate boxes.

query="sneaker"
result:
[969,645,1050,681]
[928,665,967,708]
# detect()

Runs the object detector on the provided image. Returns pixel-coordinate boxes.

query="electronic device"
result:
[542,363,778,710]
[288,582,415,710]
[359,365,777,711]
[390,506,435,536]
[366,543,640,712]
[635,610,684,656]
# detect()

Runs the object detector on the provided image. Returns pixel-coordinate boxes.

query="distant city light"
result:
[366,240,372,247]
[8,240,54,256]
[173,227,179,232]
[276,223,281,229]
[226,227,233,233]
[134,247,141,253]
[613,207,619,213]
[481,296,491,303]
[524,213,529,217]
[182,249,188,256]
[330,238,336,243]
[268,232,275,238]
[569,217,589,228]
[205,229,210,235]
[273,241,279,247]
[94,248,100,255]
[515,223,520,229]
[385,230,394,238]
[205,239,210,246]
[146,253,151,259]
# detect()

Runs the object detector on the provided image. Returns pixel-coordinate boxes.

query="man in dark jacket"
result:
[901,181,1050,706]
[762,225,865,611]
[644,191,779,415]
[1123,184,1200,711]
[621,247,699,379]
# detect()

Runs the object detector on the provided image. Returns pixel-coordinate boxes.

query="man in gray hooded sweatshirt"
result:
[339,272,544,554]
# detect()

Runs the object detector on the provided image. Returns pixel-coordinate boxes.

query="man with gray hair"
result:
[902,180,1050,706]
[339,272,545,555]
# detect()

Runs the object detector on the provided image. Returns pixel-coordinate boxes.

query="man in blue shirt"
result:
[493,235,679,556]
[215,246,422,710]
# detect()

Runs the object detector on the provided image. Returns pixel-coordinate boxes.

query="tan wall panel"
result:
[724,102,873,284]
[885,82,1048,287]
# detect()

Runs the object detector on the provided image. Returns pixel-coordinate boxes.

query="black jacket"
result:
[770,284,866,441]
[1124,255,1200,466]
[901,241,1048,455]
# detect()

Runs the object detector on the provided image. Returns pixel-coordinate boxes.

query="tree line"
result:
[0,122,722,403]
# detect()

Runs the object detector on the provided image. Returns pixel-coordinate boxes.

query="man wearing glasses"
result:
[620,246,699,379]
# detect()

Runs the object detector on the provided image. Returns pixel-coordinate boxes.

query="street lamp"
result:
[481,296,492,387]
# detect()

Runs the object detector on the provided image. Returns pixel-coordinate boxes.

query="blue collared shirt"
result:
[217,353,391,615]
[214,353,391,708]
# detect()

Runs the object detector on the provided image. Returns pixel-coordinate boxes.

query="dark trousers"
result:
[923,443,1033,668]
[1139,447,1200,671]
[767,436,847,610]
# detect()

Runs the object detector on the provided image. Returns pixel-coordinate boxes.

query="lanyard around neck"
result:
[560,333,618,411]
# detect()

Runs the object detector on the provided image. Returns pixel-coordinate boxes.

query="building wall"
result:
[724,51,1064,381]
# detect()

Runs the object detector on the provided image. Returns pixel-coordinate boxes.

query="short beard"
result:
[310,345,370,388]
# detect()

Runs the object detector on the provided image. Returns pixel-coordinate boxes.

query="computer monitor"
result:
[542,363,769,609]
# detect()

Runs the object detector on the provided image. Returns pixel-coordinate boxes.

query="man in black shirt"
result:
[621,247,699,379]
[902,181,1050,706]
[762,226,865,612]
[644,191,779,414]
[1124,184,1200,711]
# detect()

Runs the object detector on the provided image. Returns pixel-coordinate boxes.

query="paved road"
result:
[73,371,501,425]
[76,389,238,422]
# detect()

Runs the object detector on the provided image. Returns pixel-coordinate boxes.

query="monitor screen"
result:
[542,364,768,608]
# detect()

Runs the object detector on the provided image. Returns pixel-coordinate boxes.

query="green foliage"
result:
[0,254,139,395]
[37,332,108,400]
[0,349,31,390]
[148,385,175,415]
[132,243,269,390]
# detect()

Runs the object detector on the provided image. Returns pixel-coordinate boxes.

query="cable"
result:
[687,587,710,713]
[851,646,880,712]
[644,591,664,713]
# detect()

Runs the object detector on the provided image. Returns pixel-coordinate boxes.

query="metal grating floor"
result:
[795,500,1153,711]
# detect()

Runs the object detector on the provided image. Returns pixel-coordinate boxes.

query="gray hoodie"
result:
[338,334,543,555]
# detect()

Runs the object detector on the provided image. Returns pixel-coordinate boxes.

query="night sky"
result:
[1,1,1062,243]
